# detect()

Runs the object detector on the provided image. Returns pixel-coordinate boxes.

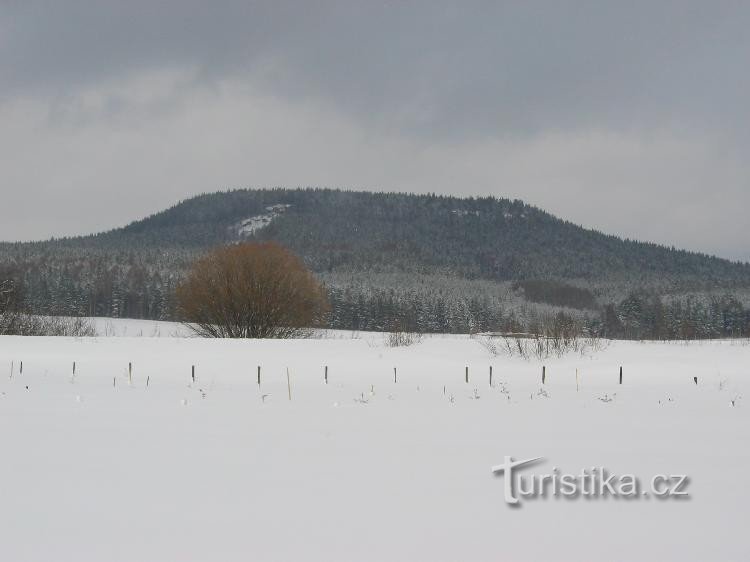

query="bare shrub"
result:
[384,330,422,347]
[176,242,329,338]
[37,316,97,337]
[2,314,96,337]
[480,333,604,360]
[477,311,604,360]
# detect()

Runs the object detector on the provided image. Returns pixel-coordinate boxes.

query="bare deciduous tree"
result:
[176,242,329,338]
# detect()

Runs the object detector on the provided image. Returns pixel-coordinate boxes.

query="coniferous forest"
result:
[1,188,749,339]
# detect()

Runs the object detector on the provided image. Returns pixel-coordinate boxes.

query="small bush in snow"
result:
[384,330,423,347]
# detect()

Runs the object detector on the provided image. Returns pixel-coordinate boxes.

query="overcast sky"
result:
[1,1,748,261]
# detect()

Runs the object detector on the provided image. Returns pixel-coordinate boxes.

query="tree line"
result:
[2,188,750,339]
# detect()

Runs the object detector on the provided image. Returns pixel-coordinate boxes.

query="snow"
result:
[451,209,480,217]
[92,317,192,337]
[0,326,748,561]
[235,204,291,237]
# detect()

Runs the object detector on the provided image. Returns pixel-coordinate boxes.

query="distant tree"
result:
[0,279,13,311]
[0,279,17,335]
[176,242,329,338]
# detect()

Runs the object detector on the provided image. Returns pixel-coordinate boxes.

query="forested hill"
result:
[1,188,749,337]
[12,188,749,284]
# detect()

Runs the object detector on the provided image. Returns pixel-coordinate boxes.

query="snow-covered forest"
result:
[1,189,749,338]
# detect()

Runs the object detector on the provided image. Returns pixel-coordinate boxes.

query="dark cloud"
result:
[4,1,749,138]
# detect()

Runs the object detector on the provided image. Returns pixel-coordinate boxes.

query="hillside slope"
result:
[21,188,750,281]
[1,188,749,335]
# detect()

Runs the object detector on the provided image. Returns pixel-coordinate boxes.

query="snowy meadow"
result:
[0,321,748,561]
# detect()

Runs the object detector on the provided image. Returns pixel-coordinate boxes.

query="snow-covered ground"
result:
[91,317,193,338]
[0,323,748,561]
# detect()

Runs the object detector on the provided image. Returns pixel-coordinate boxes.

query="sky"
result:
[1,1,748,262]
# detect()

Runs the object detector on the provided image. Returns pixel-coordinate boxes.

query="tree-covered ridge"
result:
[1,188,749,338]
[8,188,747,283]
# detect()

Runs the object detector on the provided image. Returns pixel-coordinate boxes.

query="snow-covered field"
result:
[0,321,748,561]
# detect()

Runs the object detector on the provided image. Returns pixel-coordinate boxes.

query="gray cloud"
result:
[1,1,749,261]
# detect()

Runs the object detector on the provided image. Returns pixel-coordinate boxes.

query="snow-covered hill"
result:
[0,329,747,561]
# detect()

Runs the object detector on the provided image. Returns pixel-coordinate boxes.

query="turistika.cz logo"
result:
[491,457,689,505]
